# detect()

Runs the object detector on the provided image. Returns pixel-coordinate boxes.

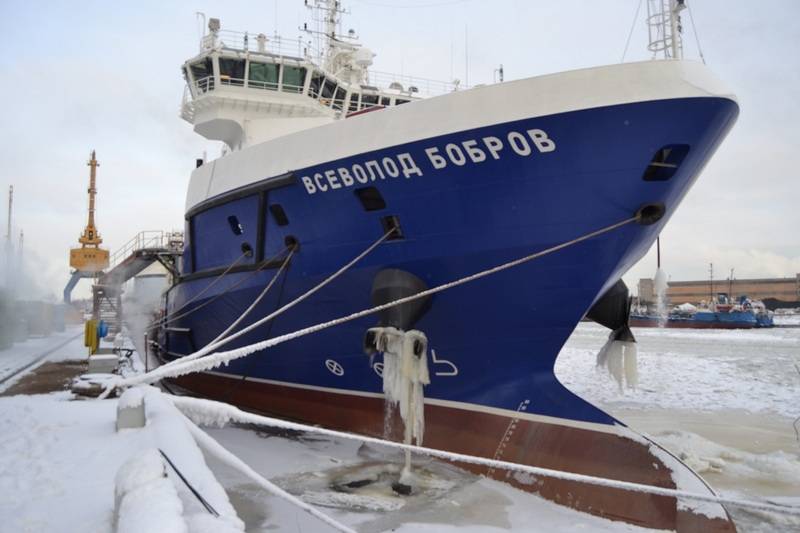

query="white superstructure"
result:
[180,2,460,151]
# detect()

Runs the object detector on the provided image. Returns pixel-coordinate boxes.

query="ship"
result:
[154,1,741,530]
[631,294,775,329]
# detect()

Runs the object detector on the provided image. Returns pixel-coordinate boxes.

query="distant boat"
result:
[631,294,775,329]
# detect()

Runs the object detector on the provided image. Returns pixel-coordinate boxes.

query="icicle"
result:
[622,341,638,389]
[377,328,430,483]
[597,327,638,392]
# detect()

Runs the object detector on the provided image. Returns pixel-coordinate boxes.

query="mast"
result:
[647,0,686,60]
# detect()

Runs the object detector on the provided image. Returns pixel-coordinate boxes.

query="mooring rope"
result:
[170,394,800,518]
[207,248,295,347]
[145,226,398,379]
[147,247,291,332]
[146,250,252,331]
[177,408,356,533]
[102,215,636,395]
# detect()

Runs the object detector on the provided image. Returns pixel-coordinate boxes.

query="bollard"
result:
[116,387,146,431]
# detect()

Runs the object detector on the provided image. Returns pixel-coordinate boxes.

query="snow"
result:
[0,382,243,532]
[0,326,84,392]
[115,449,187,533]
[556,322,800,418]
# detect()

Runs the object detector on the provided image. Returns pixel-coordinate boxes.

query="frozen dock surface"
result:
[0,323,798,531]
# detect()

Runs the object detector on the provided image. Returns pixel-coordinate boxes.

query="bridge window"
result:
[395,99,410,105]
[189,58,214,92]
[361,94,379,109]
[249,62,279,90]
[380,96,391,107]
[309,71,324,98]
[219,58,245,86]
[348,93,360,112]
[332,87,347,110]
[321,78,337,106]
[282,66,307,93]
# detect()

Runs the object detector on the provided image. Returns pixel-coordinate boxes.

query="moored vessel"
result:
[155,1,741,530]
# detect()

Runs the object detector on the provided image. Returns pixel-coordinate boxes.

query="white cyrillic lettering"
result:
[365,160,385,181]
[352,164,369,184]
[507,131,532,156]
[325,169,341,189]
[338,167,354,186]
[482,136,503,160]
[527,129,556,153]
[313,173,328,192]
[301,176,316,194]
[462,139,487,163]
[445,143,467,166]
[382,157,400,178]
[397,153,423,178]
[425,147,447,169]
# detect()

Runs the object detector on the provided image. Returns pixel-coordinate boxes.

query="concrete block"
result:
[116,388,146,431]
[88,353,119,374]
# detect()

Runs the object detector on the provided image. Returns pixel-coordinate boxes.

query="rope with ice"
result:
[169,393,800,518]
[101,215,639,396]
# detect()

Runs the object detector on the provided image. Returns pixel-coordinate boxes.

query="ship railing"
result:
[109,231,183,271]
[367,70,465,97]
[202,30,318,61]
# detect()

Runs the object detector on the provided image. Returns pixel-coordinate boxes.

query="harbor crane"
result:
[63,151,109,303]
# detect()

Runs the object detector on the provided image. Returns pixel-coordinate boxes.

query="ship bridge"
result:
[180,16,462,150]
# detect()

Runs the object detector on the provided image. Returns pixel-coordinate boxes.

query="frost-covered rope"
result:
[105,216,637,392]
[177,408,356,533]
[207,248,295,347]
[149,226,397,374]
[171,395,800,518]
[147,249,252,331]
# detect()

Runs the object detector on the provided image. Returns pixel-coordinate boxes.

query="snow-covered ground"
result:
[0,322,798,532]
[0,326,85,390]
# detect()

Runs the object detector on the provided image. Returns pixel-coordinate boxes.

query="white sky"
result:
[1,0,798,300]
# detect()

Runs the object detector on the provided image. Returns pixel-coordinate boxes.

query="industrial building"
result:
[638,274,800,309]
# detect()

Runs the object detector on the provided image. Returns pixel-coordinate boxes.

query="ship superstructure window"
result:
[395,99,410,105]
[348,93,360,112]
[361,94,379,109]
[190,58,214,92]
[282,66,307,93]
[249,62,279,90]
[219,58,245,86]
[309,71,325,99]
[332,87,347,110]
[321,78,337,104]
[380,96,391,107]
[643,144,690,181]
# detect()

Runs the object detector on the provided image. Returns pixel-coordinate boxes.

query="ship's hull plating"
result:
[160,78,739,530]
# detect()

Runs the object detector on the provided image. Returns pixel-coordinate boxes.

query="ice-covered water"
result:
[556,322,800,532]
[557,322,800,418]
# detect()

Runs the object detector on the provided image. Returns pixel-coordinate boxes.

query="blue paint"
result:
[162,96,739,427]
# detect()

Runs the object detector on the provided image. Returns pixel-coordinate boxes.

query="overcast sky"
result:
[1,0,798,300]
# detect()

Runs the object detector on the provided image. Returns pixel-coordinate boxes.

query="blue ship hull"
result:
[159,95,739,530]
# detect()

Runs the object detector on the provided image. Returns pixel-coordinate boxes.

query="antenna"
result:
[464,25,469,87]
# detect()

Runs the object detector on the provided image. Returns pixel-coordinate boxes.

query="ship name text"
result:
[300,128,556,195]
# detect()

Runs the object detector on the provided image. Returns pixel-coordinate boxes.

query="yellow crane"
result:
[69,150,109,272]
